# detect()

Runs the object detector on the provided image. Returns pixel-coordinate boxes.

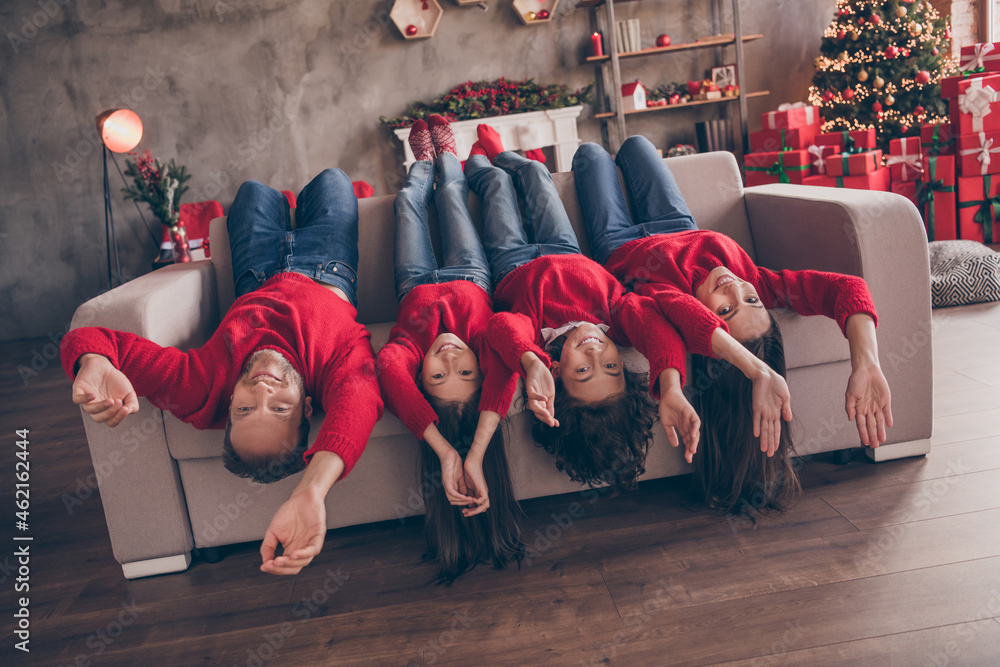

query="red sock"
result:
[477,124,505,163]
[467,140,488,160]
[427,114,457,156]
[525,148,547,164]
[408,119,435,162]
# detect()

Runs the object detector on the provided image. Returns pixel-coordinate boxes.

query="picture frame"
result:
[711,64,737,89]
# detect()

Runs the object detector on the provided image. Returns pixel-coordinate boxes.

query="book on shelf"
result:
[615,19,641,52]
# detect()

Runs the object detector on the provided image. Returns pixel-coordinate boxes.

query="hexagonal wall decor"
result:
[390,0,443,40]
[513,0,558,24]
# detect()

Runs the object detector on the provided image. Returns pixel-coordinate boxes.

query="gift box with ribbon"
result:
[761,103,820,130]
[745,149,811,186]
[920,123,955,159]
[827,149,883,177]
[957,130,1000,177]
[887,137,924,182]
[807,144,839,175]
[961,42,1000,74]
[946,73,1000,135]
[918,155,958,241]
[749,123,821,153]
[802,166,890,192]
[891,180,920,211]
[814,128,877,153]
[957,171,1000,243]
[940,71,996,99]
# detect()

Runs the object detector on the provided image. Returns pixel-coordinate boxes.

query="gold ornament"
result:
[873,75,885,88]
[858,69,869,82]
[851,30,859,41]
[910,22,923,36]
[896,6,907,18]
[525,10,536,20]
[885,94,895,106]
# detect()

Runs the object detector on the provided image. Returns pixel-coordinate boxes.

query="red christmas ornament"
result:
[901,48,910,57]
[946,27,951,39]
[843,87,855,100]
[915,70,931,85]
[872,101,883,113]
[901,125,911,134]
[537,9,549,18]
[870,14,881,25]
[914,105,925,115]
[405,24,418,36]
[837,29,846,39]
[932,47,939,56]
[656,34,671,47]
[858,16,865,24]
[823,90,836,102]
[885,45,897,59]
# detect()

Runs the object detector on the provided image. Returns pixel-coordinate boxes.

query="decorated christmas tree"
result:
[809,0,957,153]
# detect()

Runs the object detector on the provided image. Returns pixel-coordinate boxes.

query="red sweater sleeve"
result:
[613,294,688,397]
[375,337,439,440]
[756,268,878,336]
[60,326,217,426]
[638,284,729,358]
[485,312,551,378]
[477,341,519,418]
[305,336,384,478]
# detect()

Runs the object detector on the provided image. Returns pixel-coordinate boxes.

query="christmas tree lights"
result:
[810,0,957,152]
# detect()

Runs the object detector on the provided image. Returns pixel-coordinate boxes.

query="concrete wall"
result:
[0,0,834,341]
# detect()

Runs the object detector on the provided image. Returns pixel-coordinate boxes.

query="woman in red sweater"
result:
[377,117,523,584]
[572,136,892,516]
[464,125,700,495]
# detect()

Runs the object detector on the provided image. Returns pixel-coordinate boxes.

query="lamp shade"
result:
[96,109,143,153]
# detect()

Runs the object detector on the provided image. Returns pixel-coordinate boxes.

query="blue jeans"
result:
[393,153,492,302]
[465,152,581,284]
[228,168,359,305]
[572,136,697,265]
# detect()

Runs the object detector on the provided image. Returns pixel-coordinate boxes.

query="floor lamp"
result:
[95,109,143,289]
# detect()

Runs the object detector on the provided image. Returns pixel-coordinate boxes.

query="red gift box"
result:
[920,123,955,159]
[806,144,839,175]
[802,166,890,192]
[960,43,1000,74]
[957,172,1000,243]
[919,155,958,241]
[948,74,1000,134]
[827,149,883,177]
[887,137,924,182]
[761,105,821,130]
[940,71,1000,99]
[815,128,877,152]
[891,180,920,211]
[956,130,1000,177]
[749,124,821,153]
[745,149,811,185]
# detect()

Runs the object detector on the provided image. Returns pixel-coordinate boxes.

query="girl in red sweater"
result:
[572,136,892,515]
[465,126,700,494]
[377,117,522,583]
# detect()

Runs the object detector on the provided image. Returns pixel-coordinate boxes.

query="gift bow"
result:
[958,80,999,133]
[917,156,956,241]
[922,124,954,156]
[959,131,1000,175]
[746,152,809,184]
[961,43,999,73]
[886,142,923,181]
[807,144,829,174]
[777,102,808,111]
[958,174,1000,243]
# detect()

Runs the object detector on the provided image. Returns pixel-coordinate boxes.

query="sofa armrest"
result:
[744,184,932,447]
[69,261,219,573]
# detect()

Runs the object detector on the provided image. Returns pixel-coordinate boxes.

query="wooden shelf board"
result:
[593,90,770,119]
[586,34,763,63]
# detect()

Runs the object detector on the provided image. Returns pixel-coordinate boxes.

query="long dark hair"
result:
[420,391,524,585]
[530,367,657,496]
[688,318,800,520]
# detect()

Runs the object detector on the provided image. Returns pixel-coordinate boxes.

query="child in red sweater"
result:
[61,168,383,575]
[465,125,700,494]
[572,136,892,515]
[377,117,523,583]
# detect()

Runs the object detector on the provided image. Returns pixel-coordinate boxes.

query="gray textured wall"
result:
[0,0,834,341]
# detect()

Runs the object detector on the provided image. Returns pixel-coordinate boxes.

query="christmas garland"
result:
[380,77,593,128]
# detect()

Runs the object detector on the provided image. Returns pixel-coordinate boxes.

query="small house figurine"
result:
[621,81,647,112]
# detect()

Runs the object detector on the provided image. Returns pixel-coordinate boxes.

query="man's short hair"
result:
[222,411,311,484]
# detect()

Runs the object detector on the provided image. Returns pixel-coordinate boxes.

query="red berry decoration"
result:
[914,105,925,115]
[872,101,883,113]
[843,87,855,100]
[538,9,549,19]
[915,70,931,85]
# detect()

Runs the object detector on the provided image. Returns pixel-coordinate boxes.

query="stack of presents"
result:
[744,41,1000,245]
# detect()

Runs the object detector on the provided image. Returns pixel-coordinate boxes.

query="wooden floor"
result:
[3,302,1000,667]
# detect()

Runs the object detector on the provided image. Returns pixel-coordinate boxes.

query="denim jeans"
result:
[228,168,359,305]
[572,136,697,265]
[465,152,581,285]
[393,153,492,302]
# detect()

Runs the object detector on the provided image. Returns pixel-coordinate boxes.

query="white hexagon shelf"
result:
[390,0,443,40]
[513,0,558,25]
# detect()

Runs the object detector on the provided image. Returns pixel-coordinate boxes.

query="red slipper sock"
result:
[427,114,457,157]
[476,124,505,163]
[408,119,435,162]
[467,140,488,160]
[525,148,547,164]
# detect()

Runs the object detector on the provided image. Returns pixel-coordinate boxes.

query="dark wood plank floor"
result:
[2,301,1000,666]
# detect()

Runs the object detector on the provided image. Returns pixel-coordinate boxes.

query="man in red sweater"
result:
[61,168,383,575]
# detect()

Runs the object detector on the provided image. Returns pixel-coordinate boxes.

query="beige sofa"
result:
[69,151,933,579]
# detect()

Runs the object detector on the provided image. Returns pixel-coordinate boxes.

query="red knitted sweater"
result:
[605,230,878,357]
[375,281,518,439]
[487,254,686,396]
[60,273,383,477]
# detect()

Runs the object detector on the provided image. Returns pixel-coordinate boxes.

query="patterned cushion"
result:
[929,240,1000,308]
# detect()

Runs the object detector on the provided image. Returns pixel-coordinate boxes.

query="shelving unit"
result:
[581,0,768,154]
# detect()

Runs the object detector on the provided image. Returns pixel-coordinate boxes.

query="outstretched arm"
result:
[657,368,700,463]
[844,313,892,447]
[522,351,558,427]
[72,353,139,427]
[756,267,878,334]
[462,410,503,517]
[260,451,342,575]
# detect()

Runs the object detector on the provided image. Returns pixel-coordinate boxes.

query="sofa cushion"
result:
[929,240,1000,308]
